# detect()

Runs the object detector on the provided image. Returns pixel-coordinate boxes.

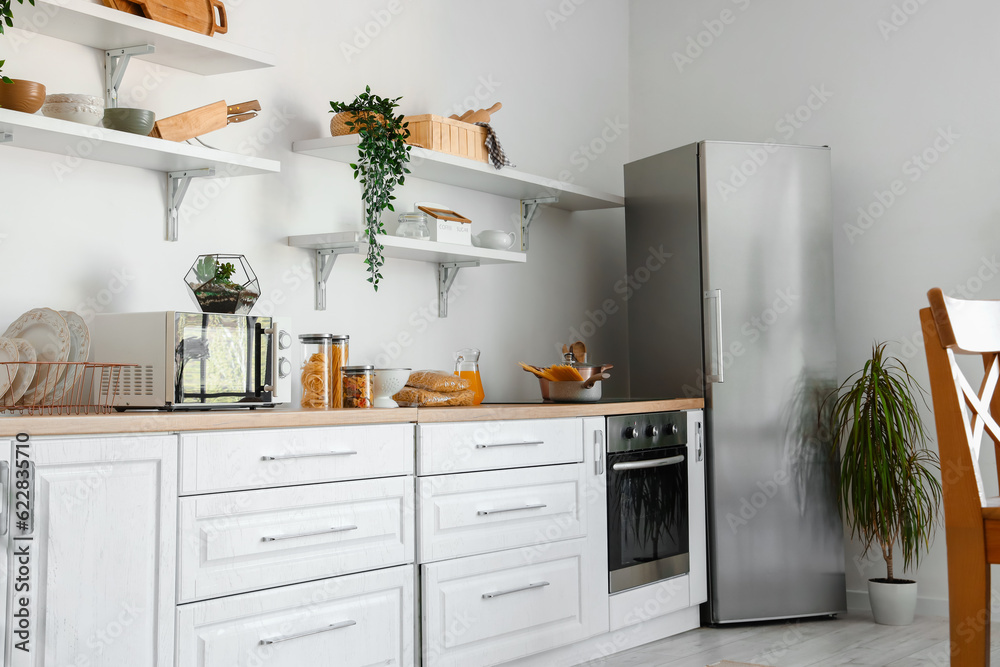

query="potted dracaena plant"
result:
[827,342,942,626]
[2,0,35,83]
[329,86,411,291]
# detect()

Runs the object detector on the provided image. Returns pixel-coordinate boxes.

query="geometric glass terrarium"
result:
[184,254,260,315]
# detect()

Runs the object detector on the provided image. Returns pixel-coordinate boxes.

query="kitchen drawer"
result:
[418,463,588,563]
[417,418,583,475]
[422,538,608,667]
[178,476,414,602]
[179,424,414,494]
[176,565,414,667]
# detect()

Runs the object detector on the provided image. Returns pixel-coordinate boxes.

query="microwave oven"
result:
[89,312,293,410]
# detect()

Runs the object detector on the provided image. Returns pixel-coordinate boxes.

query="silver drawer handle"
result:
[477,503,547,516]
[262,525,358,542]
[261,450,358,461]
[259,619,356,645]
[612,455,685,471]
[475,440,544,449]
[483,581,551,599]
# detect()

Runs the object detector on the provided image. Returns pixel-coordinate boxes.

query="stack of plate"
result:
[0,308,91,408]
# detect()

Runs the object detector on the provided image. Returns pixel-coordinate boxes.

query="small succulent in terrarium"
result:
[185,254,260,315]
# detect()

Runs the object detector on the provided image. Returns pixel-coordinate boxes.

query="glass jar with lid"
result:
[342,365,374,408]
[299,334,349,409]
[395,212,430,240]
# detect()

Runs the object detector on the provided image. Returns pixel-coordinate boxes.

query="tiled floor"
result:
[584,612,996,666]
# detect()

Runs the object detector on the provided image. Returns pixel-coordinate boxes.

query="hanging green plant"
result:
[1,0,35,84]
[329,86,411,291]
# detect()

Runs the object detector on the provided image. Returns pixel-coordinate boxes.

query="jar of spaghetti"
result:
[342,365,374,408]
[299,334,350,409]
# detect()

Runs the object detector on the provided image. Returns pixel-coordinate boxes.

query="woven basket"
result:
[330,111,386,136]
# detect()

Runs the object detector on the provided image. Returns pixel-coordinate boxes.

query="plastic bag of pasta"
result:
[405,370,470,393]
[392,386,475,407]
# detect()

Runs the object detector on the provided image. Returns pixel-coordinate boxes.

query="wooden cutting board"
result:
[101,0,145,16]
[133,0,228,36]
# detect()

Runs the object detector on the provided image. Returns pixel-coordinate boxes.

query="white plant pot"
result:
[868,578,918,625]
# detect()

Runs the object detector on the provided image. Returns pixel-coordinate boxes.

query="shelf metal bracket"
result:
[520,197,558,251]
[166,168,215,242]
[438,261,479,318]
[0,132,12,144]
[105,44,156,109]
[313,246,362,311]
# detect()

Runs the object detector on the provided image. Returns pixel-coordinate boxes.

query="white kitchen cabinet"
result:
[4,435,177,667]
[179,424,414,494]
[178,476,414,602]
[418,463,587,562]
[417,418,583,475]
[422,538,605,667]
[176,564,415,667]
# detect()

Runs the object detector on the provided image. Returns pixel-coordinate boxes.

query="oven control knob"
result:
[623,426,639,440]
[665,423,678,436]
[645,425,659,438]
[278,330,292,350]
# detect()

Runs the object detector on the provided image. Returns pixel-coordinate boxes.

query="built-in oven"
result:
[607,411,689,594]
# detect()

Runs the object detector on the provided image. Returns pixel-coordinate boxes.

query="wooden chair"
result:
[922,287,1000,666]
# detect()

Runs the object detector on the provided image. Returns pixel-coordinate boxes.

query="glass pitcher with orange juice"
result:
[455,348,485,405]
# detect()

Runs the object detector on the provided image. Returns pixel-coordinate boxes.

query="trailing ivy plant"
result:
[330,86,411,291]
[826,342,942,582]
[1,0,35,84]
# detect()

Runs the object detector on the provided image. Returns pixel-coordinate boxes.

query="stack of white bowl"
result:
[41,94,105,126]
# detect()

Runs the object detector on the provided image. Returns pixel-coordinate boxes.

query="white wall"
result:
[628,0,1000,614]
[0,0,630,403]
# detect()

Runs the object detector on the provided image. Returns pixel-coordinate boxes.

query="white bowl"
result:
[45,93,103,107]
[42,102,104,126]
[373,368,411,408]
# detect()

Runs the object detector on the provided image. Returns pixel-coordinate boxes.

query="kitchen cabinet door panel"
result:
[176,565,415,667]
[180,424,414,494]
[7,435,177,667]
[418,418,583,475]
[178,476,414,602]
[422,538,605,667]
[418,464,587,563]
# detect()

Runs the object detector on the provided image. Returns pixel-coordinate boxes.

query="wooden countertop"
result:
[0,399,703,437]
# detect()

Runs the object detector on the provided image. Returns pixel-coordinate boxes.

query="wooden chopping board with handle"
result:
[133,0,228,35]
[101,0,145,17]
[151,100,258,142]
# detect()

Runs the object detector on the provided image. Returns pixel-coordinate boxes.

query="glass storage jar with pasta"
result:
[342,365,374,408]
[298,334,349,409]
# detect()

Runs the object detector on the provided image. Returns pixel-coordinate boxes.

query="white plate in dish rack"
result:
[0,337,18,400]
[5,337,37,405]
[47,310,92,404]
[3,307,71,405]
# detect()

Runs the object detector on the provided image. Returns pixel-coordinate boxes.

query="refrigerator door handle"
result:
[705,289,725,383]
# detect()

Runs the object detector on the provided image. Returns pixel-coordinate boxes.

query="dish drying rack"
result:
[1,362,137,416]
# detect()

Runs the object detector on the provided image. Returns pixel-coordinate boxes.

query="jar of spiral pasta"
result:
[298,334,350,409]
[342,365,374,408]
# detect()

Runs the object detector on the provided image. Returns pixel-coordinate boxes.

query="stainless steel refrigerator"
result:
[624,141,847,623]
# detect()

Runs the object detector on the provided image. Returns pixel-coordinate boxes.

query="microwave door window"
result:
[175,314,253,404]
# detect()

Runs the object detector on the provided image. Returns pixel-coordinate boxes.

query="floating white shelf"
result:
[0,109,280,240]
[287,232,526,316]
[292,136,624,211]
[13,0,276,75]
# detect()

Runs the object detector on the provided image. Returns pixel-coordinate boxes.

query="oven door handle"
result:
[612,455,685,471]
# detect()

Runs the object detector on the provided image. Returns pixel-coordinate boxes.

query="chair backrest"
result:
[923,287,1000,508]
